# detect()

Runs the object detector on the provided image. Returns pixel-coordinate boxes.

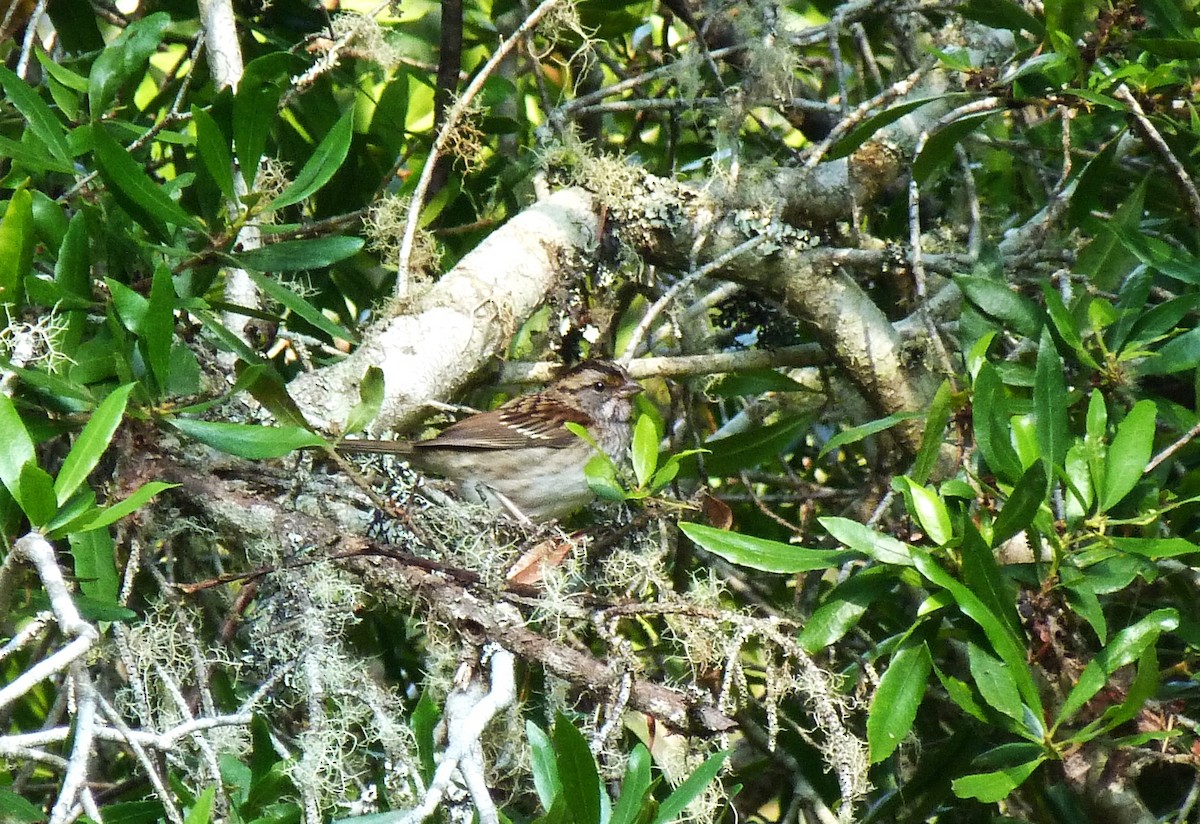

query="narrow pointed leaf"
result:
[244,268,358,343]
[1056,608,1177,726]
[0,65,71,163]
[0,186,34,307]
[144,265,177,397]
[1034,327,1068,472]
[821,516,914,566]
[68,527,119,602]
[526,722,561,811]
[681,522,855,573]
[894,476,953,545]
[192,104,236,201]
[992,460,1047,545]
[554,715,601,824]
[610,744,653,824]
[651,749,728,824]
[869,637,931,761]
[632,414,658,488]
[1099,400,1156,511]
[77,481,178,531]
[54,383,135,505]
[91,125,202,239]
[270,112,354,210]
[171,418,327,459]
[0,393,36,509]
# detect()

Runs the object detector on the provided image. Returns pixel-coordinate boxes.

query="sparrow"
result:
[338,360,643,521]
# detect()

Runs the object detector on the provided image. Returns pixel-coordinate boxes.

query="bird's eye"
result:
[592,380,607,392]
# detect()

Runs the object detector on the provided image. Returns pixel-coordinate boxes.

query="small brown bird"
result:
[339,360,643,522]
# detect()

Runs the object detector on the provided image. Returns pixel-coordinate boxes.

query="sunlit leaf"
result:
[869,635,931,761]
[681,522,855,573]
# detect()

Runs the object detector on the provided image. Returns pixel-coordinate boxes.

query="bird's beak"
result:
[618,378,643,398]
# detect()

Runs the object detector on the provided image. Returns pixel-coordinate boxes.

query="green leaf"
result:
[1082,646,1159,738]
[697,415,809,476]
[88,12,171,116]
[237,227,355,272]
[798,567,895,653]
[0,134,76,174]
[171,419,328,459]
[91,124,202,241]
[0,65,71,164]
[817,412,923,460]
[55,212,91,352]
[821,516,914,566]
[1069,138,1119,225]
[610,744,653,824]
[651,749,727,824]
[961,518,1021,638]
[868,636,932,762]
[632,414,659,488]
[912,112,995,183]
[992,460,1047,546]
[192,104,236,201]
[68,528,120,610]
[680,522,855,574]
[1099,400,1155,511]
[184,786,217,824]
[527,722,562,812]
[958,0,1044,36]
[0,186,34,307]
[68,592,138,622]
[1124,293,1200,353]
[912,380,953,485]
[270,112,355,210]
[344,366,384,435]
[0,788,47,823]
[1056,608,1178,726]
[554,714,602,824]
[954,275,1044,339]
[973,363,1023,483]
[76,481,178,531]
[54,383,135,506]
[951,758,1044,802]
[967,641,1026,726]
[1034,327,1068,472]
[1111,537,1200,558]
[0,392,37,510]
[912,550,1042,714]
[410,689,438,783]
[107,277,149,332]
[45,486,98,536]
[827,95,959,160]
[705,368,806,396]
[144,265,177,397]
[233,54,296,184]
[584,452,626,501]
[1041,282,1098,369]
[20,462,57,526]
[244,269,358,343]
[1139,326,1200,375]
[892,476,953,546]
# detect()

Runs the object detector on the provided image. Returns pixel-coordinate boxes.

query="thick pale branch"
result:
[289,188,598,433]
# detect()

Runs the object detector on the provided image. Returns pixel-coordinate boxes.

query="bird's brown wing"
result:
[417,404,590,451]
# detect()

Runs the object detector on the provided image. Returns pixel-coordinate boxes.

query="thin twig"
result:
[620,234,769,363]
[395,0,561,296]
[1112,84,1200,226]
[1147,418,1200,474]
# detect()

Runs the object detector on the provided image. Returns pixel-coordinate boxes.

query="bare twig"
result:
[395,0,561,295]
[1112,84,1200,225]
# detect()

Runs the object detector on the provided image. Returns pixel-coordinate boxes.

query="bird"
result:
[338,360,643,522]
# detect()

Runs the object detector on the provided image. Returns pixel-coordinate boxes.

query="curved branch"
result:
[290,187,599,434]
